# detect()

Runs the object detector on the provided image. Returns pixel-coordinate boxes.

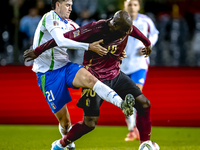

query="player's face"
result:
[56,0,72,20]
[125,0,140,20]
[109,18,131,37]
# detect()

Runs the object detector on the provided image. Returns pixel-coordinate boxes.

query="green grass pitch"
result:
[0,125,199,150]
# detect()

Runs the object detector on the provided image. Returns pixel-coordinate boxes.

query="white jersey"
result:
[121,14,159,75]
[32,10,85,73]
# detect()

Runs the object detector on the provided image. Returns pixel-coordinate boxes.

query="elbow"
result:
[54,37,65,48]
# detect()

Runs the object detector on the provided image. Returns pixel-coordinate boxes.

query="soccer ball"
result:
[138,140,160,150]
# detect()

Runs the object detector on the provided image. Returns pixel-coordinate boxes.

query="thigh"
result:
[64,62,84,88]
[113,71,142,100]
[72,67,98,89]
[112,72,147,113]
[36,68,72,113]
[77,88,103,116]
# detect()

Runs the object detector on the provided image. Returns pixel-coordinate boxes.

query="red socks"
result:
[59,108,151,147]
[60,121,94,147]
[136,107,151,142]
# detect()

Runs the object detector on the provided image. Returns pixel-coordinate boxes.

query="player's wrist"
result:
[34,48,40,56]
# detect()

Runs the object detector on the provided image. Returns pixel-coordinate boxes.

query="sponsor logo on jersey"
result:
[53,21,59,26]
[73,30,80,38]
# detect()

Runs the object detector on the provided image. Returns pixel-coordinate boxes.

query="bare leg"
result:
[125,83,143,141]
[54,105,75,148]
[72,68,134,116]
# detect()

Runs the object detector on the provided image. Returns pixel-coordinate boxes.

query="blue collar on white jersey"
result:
[54,11,68,24]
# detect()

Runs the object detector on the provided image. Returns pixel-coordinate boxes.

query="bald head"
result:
[109,10,132,37]
[113,10,132,27]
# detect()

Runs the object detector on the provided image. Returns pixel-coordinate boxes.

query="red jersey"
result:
[35,20,151,81]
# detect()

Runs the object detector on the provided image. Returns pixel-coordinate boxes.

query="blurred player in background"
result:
[24,10,153,149]
[121,0,159,141]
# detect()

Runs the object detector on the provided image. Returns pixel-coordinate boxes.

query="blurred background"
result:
[0,0,200,127]
[1,0,200,66]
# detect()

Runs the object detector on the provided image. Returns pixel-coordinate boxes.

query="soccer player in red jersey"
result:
[24,10,152,149]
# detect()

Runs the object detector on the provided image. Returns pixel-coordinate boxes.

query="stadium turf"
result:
[0,125,199,150]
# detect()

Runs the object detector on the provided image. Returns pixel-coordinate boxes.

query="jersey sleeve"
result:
[130,25,151,47]
[63,22,96,41]
[34,22,97,56]
[147,18,159,47]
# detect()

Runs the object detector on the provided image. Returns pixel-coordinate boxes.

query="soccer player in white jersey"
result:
[121,0,159,141]
[30,0,135,149]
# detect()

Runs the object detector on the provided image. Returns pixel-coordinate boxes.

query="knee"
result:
[136,94,151,108]
[86,74,98,88]
[84,117,98,129]
[59,118,71,131]
[143,98,151,108]
[135,95,151,116]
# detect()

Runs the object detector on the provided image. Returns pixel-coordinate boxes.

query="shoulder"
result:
[45,11,54,19]
[92,19,107,28]
[67,19,80,29]
[138,14,152,22]
[137,13,156,28]
[96,19,106,24]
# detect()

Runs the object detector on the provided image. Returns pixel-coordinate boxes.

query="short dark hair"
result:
[51,0,72,9]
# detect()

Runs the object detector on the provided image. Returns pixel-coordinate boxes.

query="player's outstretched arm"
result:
[24,23,107,61]
[23,49,37,62]
[23,38,107,62]
[130,25,151,47]
[129,25,152,57]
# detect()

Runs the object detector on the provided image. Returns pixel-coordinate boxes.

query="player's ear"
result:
[126,26,132,34]
[55,1,60,9]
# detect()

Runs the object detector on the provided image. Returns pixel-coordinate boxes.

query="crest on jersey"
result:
[53,21,59,26]
[73,30,80,38]
[50,102,57,109]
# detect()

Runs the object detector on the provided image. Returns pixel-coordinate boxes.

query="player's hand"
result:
[141,46,152,57]
[88,39,108,56]
[23,49,38,62]
[119,50,127,61]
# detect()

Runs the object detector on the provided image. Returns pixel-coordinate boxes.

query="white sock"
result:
[132,107,137,127]
[93,80,123,108]
[126,107,137,131]
[56,140,65,148]
[67,142,75,149]
[59,124,75,148]
[59,123,66,137]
